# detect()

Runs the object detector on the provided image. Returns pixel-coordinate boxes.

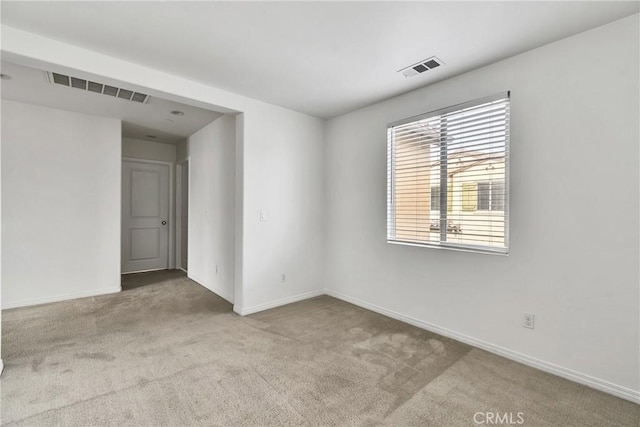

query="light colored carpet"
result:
[1,270,638,426]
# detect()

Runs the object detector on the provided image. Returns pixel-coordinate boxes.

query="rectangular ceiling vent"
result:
[399,56,444,78]
[47,72,150,104]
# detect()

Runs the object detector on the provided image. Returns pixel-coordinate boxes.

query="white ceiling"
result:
[0,61,222,144]
[1,2,638,119]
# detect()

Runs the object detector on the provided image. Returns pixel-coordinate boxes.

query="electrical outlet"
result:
[522,313,535,329]
[260,210,267,221]
[281,273,286,282]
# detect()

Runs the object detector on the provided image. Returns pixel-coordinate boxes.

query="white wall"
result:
[187,106,326,312]
[1,100,121,308]
[176,139,189,270]
[122,137,176,163]
[180,162,188,270]
[0,99,3,367]
[176,140,188,161]
[188,115,236,302]
[237,106,326,313]
[325,15,639,401]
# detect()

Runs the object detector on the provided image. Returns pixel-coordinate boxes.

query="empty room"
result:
[1,2,638,426]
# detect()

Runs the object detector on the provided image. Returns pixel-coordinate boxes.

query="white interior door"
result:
[122,160,170,273]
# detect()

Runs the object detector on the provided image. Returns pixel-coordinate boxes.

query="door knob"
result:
[162,221,167,225]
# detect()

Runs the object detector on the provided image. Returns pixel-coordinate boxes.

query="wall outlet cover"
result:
[522,313,535,329]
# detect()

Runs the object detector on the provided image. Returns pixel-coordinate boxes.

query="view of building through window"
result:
[387,94,509,253]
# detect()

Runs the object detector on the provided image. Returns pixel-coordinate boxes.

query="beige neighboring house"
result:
[431,151,506,248]
[393,142,506,248]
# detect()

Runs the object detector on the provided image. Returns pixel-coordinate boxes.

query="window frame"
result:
[387,92,510,255]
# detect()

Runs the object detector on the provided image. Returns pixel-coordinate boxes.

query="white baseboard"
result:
[234,289,325,316]
[2,287,121,310]
[325,289,640,405]
[121,268,167,275]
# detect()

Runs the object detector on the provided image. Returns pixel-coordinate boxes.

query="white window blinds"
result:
[387,92,510,254]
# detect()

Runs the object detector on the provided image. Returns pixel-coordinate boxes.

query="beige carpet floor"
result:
[1,270,638,426]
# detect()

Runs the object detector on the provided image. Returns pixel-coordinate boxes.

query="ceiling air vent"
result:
[70,77,87,89]
[398,56,444,78]
[117,89,134,100]
[103,85,119,97]
[47,72,150,104]
[87,81,103,93]
[52,73,70,86]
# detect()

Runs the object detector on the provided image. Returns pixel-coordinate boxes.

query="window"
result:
[430,186,440,211]
[462,182,478,211]
[478,181,505,211]
[387,92,510,254]
[477,181,491,210]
